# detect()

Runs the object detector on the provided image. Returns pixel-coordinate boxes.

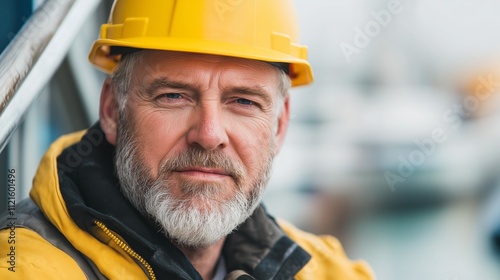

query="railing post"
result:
[0,0,101,153]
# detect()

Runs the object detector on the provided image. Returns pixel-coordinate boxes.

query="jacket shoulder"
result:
[0,199,102,279]
[277,219,376,280]
[0,227,87,279]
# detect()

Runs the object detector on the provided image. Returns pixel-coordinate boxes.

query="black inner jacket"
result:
[56,123,310,280]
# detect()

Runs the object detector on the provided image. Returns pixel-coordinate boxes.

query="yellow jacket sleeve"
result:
[0,227,87,279]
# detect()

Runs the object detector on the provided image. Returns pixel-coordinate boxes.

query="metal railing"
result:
[0,0,101,153]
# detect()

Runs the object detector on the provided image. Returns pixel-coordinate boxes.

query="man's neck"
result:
[176,239,225,280]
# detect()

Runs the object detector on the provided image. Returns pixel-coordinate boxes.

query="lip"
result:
[174,167,231,179]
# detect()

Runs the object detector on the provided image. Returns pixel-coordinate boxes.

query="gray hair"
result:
[110,51,144,111]
[110,51,291,115]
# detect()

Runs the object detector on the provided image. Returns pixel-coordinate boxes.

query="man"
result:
[0,0,374,279]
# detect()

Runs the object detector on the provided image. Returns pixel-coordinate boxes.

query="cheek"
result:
[130,108,191,176]
[227,115,275,176]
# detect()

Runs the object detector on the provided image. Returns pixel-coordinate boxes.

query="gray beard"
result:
[114,115,274,248]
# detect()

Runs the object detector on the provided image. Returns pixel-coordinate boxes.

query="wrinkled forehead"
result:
[131,50,284,93]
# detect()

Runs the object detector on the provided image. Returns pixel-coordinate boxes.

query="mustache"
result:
[159,147,245,182]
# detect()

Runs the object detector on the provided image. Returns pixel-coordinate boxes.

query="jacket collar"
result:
[57,123,310,279]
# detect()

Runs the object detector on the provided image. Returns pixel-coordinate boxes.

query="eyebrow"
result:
[141,77,274,105]
[228,86,273,105]
[142,77,197,97]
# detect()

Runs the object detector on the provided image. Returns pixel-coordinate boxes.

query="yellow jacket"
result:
[0,129,374,279]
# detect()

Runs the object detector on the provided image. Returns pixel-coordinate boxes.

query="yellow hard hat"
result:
[88,0,313,87]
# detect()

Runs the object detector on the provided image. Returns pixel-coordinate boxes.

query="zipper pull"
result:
[224,270,256,280]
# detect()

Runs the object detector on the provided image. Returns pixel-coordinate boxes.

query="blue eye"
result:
[236,98,254,105]
[165,93,181,99]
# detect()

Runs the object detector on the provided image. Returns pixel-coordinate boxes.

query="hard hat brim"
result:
[89,37,313,87]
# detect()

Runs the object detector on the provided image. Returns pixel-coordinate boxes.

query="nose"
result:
[186,104,228,151]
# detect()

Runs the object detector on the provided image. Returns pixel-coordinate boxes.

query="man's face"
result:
[102,51,290,247]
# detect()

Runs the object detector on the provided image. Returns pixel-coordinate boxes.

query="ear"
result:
[99,78,119,145]
[274,95,290,155]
